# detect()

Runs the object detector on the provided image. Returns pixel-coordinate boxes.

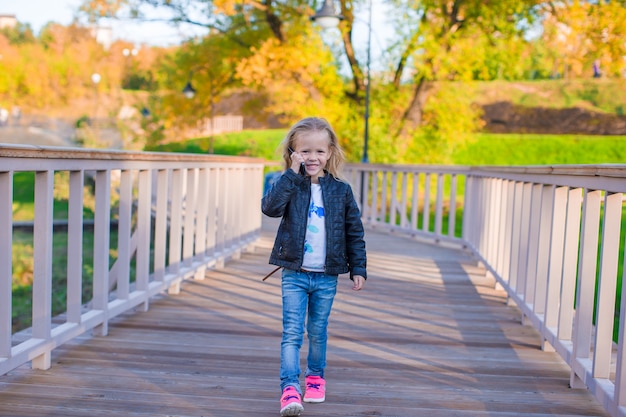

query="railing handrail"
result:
[0,143,265,163]
[346,162,626,417]
[1,145,265,377]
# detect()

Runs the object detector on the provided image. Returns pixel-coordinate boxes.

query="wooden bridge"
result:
[0,216,608,416]
[1,145,624,416]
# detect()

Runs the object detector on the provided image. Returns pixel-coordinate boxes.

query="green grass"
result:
[12,228,120,332]
[453,133,626,165]
[13,172,70,221]
[146,129,287,162]
[12,172,96,221]
[147,129,626,167]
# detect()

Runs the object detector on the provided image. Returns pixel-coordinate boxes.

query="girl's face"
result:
[294,130,331,184]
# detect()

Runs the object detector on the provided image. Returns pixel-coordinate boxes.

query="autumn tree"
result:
[0,23,120,110]
[77,0,623,163]
[152,33,248,144]
[540,1,626,79]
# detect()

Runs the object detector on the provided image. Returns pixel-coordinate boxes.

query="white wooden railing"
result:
[1,144,264,376]
[347,163,626,417]
[4,151,626,417]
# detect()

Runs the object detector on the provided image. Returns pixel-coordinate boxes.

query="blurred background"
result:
[0,0,625,165]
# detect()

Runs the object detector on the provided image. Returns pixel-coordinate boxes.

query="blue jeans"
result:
[280,269,338,394]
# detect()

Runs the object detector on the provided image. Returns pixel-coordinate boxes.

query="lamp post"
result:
[362,0,372,165]
[311,0,372,209]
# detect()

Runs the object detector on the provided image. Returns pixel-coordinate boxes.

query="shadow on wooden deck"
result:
[0,216,609,417]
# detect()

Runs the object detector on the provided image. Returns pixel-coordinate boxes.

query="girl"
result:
[261,117,367,416]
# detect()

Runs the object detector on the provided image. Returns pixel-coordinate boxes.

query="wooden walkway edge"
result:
[0,216,609,417]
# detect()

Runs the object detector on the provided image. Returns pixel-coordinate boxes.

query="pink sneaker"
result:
[303,375,326,403]
[280,386,304,416]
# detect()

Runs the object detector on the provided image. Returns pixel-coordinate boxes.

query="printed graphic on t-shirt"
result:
[303,184,326,270]
[304,202,324,253]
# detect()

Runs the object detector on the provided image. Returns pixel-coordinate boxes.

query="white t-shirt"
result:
[302,184,326,272]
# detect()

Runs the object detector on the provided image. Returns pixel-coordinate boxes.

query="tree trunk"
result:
[396,76,433,138]
[342,28,365,95]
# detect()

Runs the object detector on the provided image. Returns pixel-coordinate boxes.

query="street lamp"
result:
[310,0,344,28]
[182,79,196,99]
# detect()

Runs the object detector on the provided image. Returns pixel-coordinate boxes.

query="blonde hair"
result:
[280,117,345,179]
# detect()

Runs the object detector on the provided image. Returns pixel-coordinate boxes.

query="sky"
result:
[0,0,206,46]
[0,0,393,69]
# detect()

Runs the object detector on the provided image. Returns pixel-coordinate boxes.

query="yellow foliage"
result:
[542,1,626,78]
[12,243,34,289]
[236,30,345,123]
[212,0,239,16]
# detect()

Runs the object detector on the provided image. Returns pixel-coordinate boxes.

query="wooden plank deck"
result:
[0,216,610,417]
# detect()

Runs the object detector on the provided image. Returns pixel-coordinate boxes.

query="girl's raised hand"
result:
[289,149,305,174]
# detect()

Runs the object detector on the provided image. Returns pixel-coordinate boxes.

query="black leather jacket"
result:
[261,169,367,279]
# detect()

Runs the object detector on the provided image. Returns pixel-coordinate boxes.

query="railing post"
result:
[231,167,241,258]
[116,169,133,300]
[380,171,387,226]
[67,170,84,323]
[475,178,486,260]
[493,179,505,279]
[194,167,209,278]
[216,167,226,268]
[168,169,184,294]
[434,173,443,237]
[93,170,111,337]
[592,192,622,379]
[493,178,503,267]
[400,172,408,229]
[483,178,498,268]
[533,185,556,319]
[448,174,457,238]
[543,186,568,343]
[206,167,217,259]
[461,174,472,244]
[0,171,12,359]
[508,181,524,294]
[410,172,418,230]
[422,173,431,233]
[558,188,583,342]
[524,183,544,311]
[515,182,533,312]
[183,168,199,268]
[500,180,515,287]
[570,189,602,388]
[615,267,626,414]
[136,169,152,310]
[31,170,54,370]
[227,167,239,258]
[371,170,380,224]
[359,169,367,220]
[153,169,169,283]
[390,171,398,227]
